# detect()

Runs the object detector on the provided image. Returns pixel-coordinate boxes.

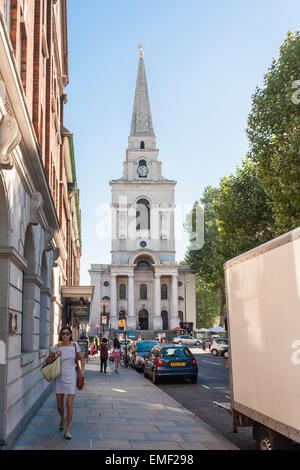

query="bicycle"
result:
[119,350,130,368]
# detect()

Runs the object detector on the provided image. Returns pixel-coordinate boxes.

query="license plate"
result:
[171,362,186,366]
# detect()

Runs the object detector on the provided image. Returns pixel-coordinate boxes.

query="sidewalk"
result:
[12,358,238,450]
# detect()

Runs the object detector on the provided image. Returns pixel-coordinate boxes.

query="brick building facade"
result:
[0,0,85,448]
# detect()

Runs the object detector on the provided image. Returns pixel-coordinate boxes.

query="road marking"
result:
[202,385,210,389]
[202,360,222,367]
[226,396,231,399]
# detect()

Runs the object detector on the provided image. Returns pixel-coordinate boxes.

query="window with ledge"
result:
[140,284,147,300]
[119,284,126,300]
[161,284,168,300]
[136,199,150,231]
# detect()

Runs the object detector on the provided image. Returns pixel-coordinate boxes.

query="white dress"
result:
[52,343,81,395]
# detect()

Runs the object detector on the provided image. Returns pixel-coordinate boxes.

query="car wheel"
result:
[144,369,148,378]
[195,341,200,346]
[191,375,198,384]
[211,349,218,356]
[223,351,229,359]
[152,371,159,384]
[178,341,183,345]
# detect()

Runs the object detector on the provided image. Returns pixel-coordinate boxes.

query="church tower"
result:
[90,48,196,334]
[110,45,177,265]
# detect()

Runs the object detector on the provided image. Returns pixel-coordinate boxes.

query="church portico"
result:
[90,48,196,336]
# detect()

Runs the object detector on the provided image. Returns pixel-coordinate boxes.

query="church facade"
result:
[90,50,196,335]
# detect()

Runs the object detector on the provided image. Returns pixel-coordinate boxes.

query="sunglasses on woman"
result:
[61,332,71,336]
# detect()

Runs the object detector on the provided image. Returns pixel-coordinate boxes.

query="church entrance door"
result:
[161,311,168,331]
[138,309,149,330]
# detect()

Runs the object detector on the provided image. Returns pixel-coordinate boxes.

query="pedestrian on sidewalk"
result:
[45,326,85,441]
[113,336,121,374]
[100,337,108,373]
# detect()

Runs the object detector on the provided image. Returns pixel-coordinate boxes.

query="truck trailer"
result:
[216,227,300,450]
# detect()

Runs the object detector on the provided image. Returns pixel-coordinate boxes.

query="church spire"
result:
[130,47,155,137]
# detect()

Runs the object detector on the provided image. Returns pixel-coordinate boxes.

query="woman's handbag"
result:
[40,355,61,382]
[75,343,84,390]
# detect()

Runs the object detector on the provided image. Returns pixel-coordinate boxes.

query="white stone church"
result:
[90,49,196,334]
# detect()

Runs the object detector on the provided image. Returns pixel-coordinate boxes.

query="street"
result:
[153,349,257,450]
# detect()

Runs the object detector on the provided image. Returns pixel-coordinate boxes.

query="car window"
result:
[136,341,159,352]
[216,339,228,344]
[162,347,193,358]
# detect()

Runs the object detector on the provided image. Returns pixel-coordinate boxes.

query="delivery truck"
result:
[214,227,300,450]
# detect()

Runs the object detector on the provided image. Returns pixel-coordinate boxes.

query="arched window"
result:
[119,284,126,300]
[178,296,184,301]
[136,260,151,269]
[102,296,110,301]
[136,199,150,231]
[140,284,147,300]
[161,284,168,300]
[22,226,36,353]
[140,141,145,149]
[39,252,48,350]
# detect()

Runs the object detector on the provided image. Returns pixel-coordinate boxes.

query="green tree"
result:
[195,276,219,329]
[185,187,225,327]
[214,158,274,263]
[247,31,300,234]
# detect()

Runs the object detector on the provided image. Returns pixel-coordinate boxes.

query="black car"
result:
[143,344,198,384]
[130,341,159,371]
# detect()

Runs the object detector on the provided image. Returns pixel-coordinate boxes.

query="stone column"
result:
[170,274,179,329]
[110,274,118,329]
[153,274,162,330]
[127,274,135,329]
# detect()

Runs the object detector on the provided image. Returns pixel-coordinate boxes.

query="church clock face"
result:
[137,160,149,178]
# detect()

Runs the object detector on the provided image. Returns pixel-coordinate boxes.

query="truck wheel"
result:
[255,425,293,450]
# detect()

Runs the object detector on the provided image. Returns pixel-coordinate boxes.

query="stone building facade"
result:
[90,50,196,335]
[0,0,82,448]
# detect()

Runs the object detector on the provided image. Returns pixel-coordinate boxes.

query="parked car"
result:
[130,341,159,371]
[144,344,198,384]
[172,335,201,346]
[210,338,229,356]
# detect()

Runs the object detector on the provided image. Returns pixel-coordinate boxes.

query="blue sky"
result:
[64,0,300,285]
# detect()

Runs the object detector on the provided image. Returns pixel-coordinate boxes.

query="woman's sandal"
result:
[64,433,72,440]
[59,417,66,431]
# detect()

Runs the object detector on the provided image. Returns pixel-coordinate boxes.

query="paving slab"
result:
[12,359,238,450]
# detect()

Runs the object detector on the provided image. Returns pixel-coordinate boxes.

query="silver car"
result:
[172,335,201,346]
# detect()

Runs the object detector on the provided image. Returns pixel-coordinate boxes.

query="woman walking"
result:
[46,327,84,440]
[100,337,108,373]
[113,336,121,374]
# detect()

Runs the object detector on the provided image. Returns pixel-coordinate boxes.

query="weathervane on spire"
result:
[138,44,144,57]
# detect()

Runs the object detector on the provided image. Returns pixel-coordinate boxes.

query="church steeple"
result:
[130,47,155,138]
